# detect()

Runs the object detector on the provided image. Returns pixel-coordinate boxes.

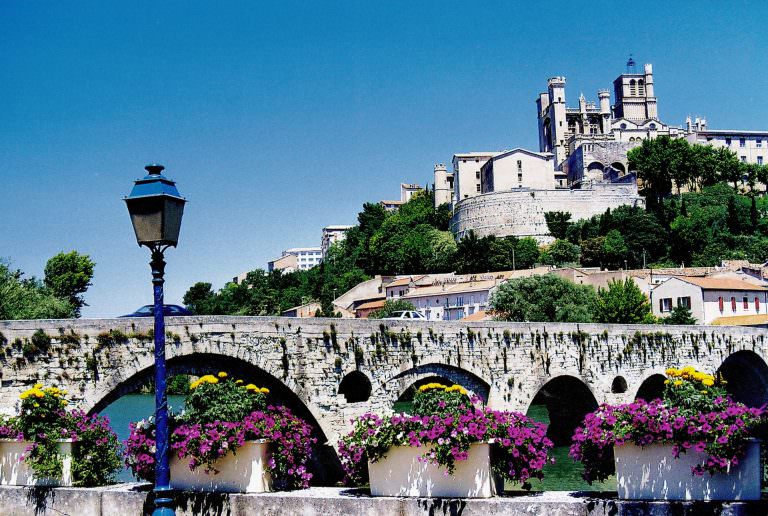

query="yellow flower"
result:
[35,392,44,398]
[34,383,43,389]
[701,390,708,394]
[235,380,243,385]
[245,384,258,391]
[218,372,227,378]
[673,380,683,387]
[702,379,714,387]
[664,379,670,384]
[665,368,677,377]
[33,403,39,408]
[260,388,270,394]
[61,400,68,406]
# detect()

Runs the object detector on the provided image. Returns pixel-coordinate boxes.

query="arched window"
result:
[339,371,372,403]
[620,123,627,129]
[629,79,637,96]
[638,79,645,96]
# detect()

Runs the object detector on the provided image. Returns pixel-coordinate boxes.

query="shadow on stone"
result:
[25,486,55,516]
[141,490,232,516]
[416,498,468,516]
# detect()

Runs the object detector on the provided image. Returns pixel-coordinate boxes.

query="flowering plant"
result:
[125,372,316,490]
[570,366,766,483]
[0,383,122,486]
[338,383,554,489]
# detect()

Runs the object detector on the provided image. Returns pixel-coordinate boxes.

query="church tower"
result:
[613,56,658,122]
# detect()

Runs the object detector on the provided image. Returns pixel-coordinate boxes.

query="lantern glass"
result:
[126,196,185,247]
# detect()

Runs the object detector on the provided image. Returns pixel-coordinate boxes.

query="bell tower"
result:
[613,55,658,122]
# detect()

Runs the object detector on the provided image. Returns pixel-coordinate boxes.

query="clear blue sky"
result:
[1,1,766,318]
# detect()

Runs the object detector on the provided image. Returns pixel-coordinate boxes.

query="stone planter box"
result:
[0,438,74,486]
[368,442,497,498]
[170,440,272,493]
[614,440,762,501]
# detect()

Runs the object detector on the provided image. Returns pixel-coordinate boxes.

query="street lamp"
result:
[125,164,186,516]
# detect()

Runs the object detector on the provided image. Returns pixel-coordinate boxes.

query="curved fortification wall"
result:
[450,184,644,242]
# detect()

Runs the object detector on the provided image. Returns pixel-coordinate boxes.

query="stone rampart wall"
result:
[450,185,644,242]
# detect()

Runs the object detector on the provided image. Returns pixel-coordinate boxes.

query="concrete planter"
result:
[368,442,497,498]
[0,438,74,486]
[170,440,272,493]
[614,440,762,500]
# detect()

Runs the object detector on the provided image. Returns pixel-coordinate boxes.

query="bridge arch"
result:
[86,352,342,484]
[718,351,768,408]
[526,374,598,446]
[387,362,492,406]
[635,372,666,401]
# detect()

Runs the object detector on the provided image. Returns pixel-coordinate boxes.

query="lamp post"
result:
[125,164,186,516]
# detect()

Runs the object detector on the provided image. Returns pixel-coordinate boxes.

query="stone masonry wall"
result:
[0,317,765,447]
[450,185,644,243]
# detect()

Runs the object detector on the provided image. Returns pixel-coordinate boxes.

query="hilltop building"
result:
[380,183,424,211]
[321,225,354,258]
[439,57,767,242]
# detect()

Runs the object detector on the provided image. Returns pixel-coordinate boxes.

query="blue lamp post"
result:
[125,164,186,516]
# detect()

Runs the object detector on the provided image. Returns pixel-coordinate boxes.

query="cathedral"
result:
[437,58,768,242]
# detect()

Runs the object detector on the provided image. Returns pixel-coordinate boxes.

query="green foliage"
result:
[662,305,697,325]
[368,299,416,319]
[167,374,191,395]
[182,374,267,425]
[544,211,572,240]
[43,251,95,318]
[544,239,580,266]
[0,260,74,320]
[592,279,654,324]
[490,274,596,322]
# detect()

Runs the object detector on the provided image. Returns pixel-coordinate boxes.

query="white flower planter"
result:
[368,442,497,498]
[0,438,74,486]
[614,440,762,501]
[170,440,272,493]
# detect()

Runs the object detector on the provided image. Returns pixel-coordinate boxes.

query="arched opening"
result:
[638,79,645,96]
[527,375,598,446]
[391,363,491,413]
[338,371,372,403]
[717,351,768,408]
[611,375,628,394]
[611,162,626,175]
[629,79,637,96]
[95,353,340,484]
[635,373,666,401]
[526,376,605,491]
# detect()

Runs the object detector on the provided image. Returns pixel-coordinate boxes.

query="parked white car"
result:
[382,310,426,320]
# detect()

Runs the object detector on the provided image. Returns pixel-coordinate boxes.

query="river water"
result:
[101,395,614,490]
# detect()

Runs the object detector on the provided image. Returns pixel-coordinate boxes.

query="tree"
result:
[544,211,572,240]
[547,239,580,266]
[490,274,596,323]
[592,279,653,324]
[43,251,95,317]
[0,261,73,320]
[368,299,416,319]
[662,305,697,325]
[602,230,629,269]
[183,282,217,314]
[514,237,540,269]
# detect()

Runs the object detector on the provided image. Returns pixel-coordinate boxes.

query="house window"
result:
[457,296,464,306]
[659,298,673,312]
[476,184,481,192]
[725,138,731,146]
[758,156,763,165]
[740,138,746,147]
[756,297,760,311]
[677,297,691,309]
[476,171,480,179]
[741,156,747,163]
[517,160,523,171]
[743,297,749,309]
[718,296,724,311]
[731,297,737,312]
[518,173,523,182]
[758,139,763,148]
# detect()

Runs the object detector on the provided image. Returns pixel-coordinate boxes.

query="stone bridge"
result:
[1,316,767,480]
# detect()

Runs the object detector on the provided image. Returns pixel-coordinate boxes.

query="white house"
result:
[651,276,768,325]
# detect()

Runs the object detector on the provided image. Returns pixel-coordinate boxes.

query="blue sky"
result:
[1,1,766,318]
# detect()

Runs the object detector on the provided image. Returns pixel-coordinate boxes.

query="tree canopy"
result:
[489,274,596,323]
[592,278,654,324]
[44,251,95,317]
[0,259,82,320]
